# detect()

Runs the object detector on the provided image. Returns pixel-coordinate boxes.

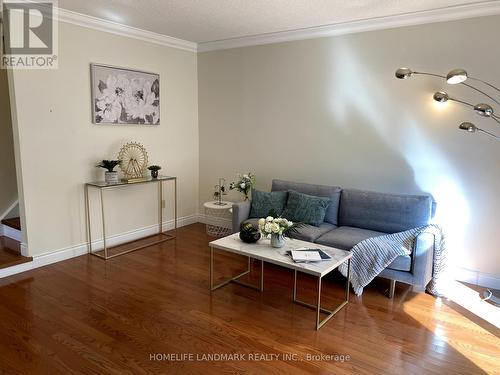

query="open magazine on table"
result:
[285,247,332,263]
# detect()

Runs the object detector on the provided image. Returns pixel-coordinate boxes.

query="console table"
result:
[84,176,177,260]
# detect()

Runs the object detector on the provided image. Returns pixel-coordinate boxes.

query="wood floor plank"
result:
[0,223,497,374]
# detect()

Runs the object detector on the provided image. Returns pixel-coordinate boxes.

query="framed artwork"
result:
[91,63,160,125]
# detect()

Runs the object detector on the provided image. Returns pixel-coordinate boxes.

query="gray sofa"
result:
[232,179,435,297]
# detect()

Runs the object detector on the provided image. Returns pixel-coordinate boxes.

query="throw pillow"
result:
[249,189,288,218]
[281,190,331,226]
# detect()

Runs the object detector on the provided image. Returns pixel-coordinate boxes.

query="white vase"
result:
[271,233,285,248]
[105,171,119,184]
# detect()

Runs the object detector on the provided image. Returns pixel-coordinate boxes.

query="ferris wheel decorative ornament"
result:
[118,142,149,179]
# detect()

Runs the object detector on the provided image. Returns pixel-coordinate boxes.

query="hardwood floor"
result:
[0,236,32,269]
[0,223,498,374]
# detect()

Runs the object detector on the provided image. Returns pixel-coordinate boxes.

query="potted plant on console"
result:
[96,160,121,184]
[148,165,161,179]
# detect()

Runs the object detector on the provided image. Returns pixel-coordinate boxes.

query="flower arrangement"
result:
[229,173,256,200]
[258,217,294,237]
[258,216,296,248]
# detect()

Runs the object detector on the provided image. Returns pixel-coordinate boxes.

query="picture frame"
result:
[90,63,160,125]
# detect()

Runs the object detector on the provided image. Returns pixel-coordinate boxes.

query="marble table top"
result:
[209,233,352,277]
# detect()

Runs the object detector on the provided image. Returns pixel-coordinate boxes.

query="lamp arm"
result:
[450,98,500,125]
[414,71,446,79]
[449,97,474,108]
[460,82,499,106]
[468,76,500,95]
[477,128,500,140]
[414,71,500,106]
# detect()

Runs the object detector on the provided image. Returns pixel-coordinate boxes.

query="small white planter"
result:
[105,171,119,184]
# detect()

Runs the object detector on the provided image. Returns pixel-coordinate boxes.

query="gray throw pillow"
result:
[249,189,288,218]
[281,190,331,226]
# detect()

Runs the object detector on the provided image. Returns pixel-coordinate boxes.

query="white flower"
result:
[271,223,281,233]
[264,223,273,233]
[96,95,122,123]
[266,216,274,222]
[99,74,129,101]
[240,182,246,189]
[123,78,157,123]
[258,218,265,227]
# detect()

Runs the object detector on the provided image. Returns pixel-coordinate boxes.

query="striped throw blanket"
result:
[338,224,446,296]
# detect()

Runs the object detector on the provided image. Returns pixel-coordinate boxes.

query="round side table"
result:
[203,201,232,237]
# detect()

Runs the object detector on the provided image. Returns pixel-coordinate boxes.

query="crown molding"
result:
[11,1,500,53]
[57,8,197,52]
[198,1,500,52]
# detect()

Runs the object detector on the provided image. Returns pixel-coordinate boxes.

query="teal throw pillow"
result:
[249,189,288,218]
[281,190,331,226]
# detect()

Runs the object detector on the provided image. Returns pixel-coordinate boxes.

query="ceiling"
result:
[58,0,491,44]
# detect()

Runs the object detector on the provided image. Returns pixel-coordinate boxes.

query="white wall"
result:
[10,21,199,256]
[0,69,18,219]
[198,16,500,278]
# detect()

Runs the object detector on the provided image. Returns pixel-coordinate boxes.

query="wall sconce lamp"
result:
[396,67,500,141]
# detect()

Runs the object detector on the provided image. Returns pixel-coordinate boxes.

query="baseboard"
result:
[0,224,22,242]
[0,214,199,279]
[454,267,500,290]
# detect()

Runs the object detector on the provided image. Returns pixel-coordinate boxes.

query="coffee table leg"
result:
[260,260,264,292]
[210,248,263,292]
[316,276,322,329]
[210,246,214,289]
[293,259,351,330]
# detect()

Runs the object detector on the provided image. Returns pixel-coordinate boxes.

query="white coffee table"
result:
[209,233,352,330]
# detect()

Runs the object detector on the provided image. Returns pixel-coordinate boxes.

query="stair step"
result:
[0,236,32,269]
[1,217,21,230]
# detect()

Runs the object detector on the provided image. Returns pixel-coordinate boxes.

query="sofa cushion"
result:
[338,189,432,233]
[387,255,412,272]
[289,223,337,242]
[281,190,331,226]
[272,179,341,225]
[249,189,288,218]
[316,226,386,250]
[243,219,336,243]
